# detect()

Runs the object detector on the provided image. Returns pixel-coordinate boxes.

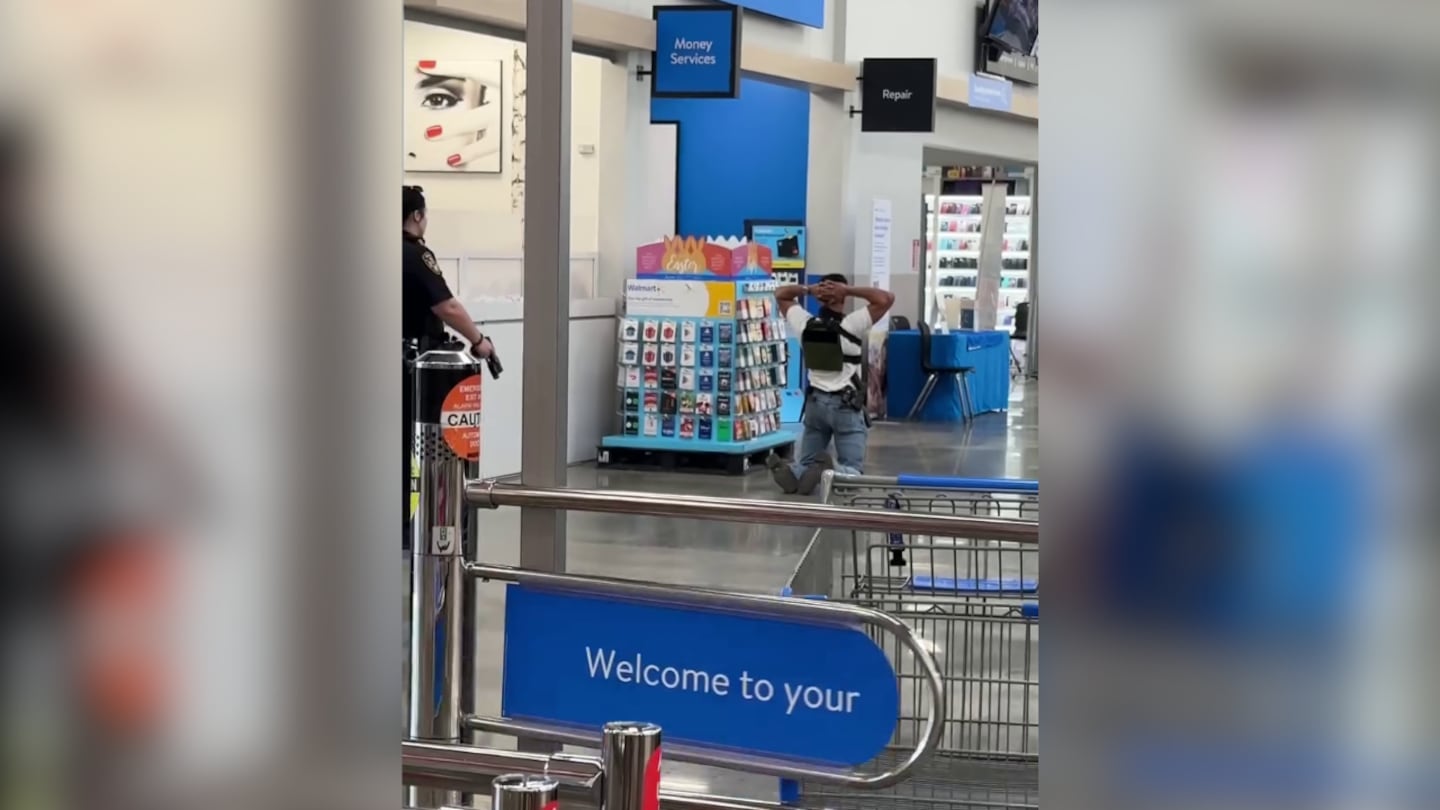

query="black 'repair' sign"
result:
[860,58,937,133]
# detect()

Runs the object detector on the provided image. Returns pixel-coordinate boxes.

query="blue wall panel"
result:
[651,76,810,239]
[717,0,825,29]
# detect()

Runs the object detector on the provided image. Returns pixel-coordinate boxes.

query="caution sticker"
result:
[409,454,419,520]
[430,526,459,556]
[440,374,483,462]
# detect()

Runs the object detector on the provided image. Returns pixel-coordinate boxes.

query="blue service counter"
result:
[885,330,1011,421]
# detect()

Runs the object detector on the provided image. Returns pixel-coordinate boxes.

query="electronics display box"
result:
[600,236,800,475]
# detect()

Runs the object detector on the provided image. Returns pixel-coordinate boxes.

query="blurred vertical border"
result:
[0,1,400,808]
[1043,1,1439,809]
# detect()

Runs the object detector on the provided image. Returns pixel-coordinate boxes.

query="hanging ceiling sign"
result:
[652,5,742,99]
[859,58,938,133]
[968,73,1014,113]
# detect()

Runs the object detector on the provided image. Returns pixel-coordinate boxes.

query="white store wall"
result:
[403,21,605,258]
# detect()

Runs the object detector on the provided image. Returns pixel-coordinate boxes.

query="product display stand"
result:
[924,189,1032,330]
[598,237,801,474]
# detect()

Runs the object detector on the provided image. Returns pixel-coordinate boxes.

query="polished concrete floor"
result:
[411,381,1038,807]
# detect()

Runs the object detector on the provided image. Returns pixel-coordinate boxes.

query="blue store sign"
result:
[968,73,1014,113]
[652,5,742,99]
[502,585,900,766]
[714,1,824,28]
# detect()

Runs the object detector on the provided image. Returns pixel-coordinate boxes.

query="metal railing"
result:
[466,480,1039,543]
[403,722,788,810]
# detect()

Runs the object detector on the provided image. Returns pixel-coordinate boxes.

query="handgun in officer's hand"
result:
[468,336,502,378]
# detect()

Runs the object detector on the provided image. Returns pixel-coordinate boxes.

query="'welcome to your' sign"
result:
[501,585,901,766]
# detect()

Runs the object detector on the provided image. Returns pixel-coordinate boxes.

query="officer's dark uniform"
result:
[402,231,456,539]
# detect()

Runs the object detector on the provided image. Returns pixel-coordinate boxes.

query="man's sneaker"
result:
[767,450,799,494]
[797,453,834,496]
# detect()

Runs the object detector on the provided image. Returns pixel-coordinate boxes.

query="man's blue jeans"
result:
[791,390,867,478]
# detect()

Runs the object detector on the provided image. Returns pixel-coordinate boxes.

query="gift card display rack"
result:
[597,237,802,474]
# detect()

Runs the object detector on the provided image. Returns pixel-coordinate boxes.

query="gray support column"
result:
[1025,167,1039,378]
[520,0,573,573]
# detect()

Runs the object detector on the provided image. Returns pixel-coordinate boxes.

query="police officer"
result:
[402,185,493,540]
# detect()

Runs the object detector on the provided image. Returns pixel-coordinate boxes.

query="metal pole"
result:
[492,774,560,810]
[520,0,572,576]
[407,347,483,809]
[466,481,1039,543]
[602,722,663,810]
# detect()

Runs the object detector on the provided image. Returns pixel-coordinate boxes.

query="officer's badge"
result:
[421,251,440,275]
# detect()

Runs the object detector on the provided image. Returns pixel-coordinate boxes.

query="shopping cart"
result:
[785,473,1039,810]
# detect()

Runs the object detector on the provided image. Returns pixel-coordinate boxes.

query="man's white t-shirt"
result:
[786,305,873,393]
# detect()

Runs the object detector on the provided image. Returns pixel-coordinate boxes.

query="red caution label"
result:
[440,374,482,461]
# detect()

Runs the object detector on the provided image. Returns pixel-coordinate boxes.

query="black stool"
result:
[908,322,975,421]
[1010,302,1029,377]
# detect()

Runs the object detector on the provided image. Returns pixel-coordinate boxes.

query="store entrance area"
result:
[431,380,1037,803]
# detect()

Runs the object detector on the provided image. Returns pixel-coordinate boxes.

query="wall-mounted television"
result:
[744,219,806,283]
[976,0,1038,85]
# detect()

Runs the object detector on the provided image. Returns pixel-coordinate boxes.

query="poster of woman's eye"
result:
[405,59,503,173]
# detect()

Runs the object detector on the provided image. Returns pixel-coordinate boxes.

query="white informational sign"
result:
[623,279,728,318]
[870,198,893,291]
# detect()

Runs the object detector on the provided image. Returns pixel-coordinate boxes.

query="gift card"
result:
[661,415,676,437]
[718,322,733,343]
[680,392,696,413]
[718,371,732,392]
[718,347,732,367]
[699,348,714,367]
[698,372,714,392]
[717,419,732,442]
[642,345,659,366]
[696,393,714,416]
[642,320,659,342]
[660,346,677,367]
[644,415,659,436]
[624,391,639,412]
[679,369,695,390]
[699,322,715,343]
[679,416,695,440]
[661,391,678,415]
[717,394,731,416]
[660,368,677,389]
[626,366,641,387]
[620,342,639,365]
[620,318,640,341]
[681,321,696,342]
[643,391,659,412]
[624,415,639,435]
[698,417,713,441]
[660,320,678,343]
[680,345,696,367]
[643,367,659,387]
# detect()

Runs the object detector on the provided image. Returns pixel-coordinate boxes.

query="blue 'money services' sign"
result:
[652,6,741,99]
[501,585,900,766]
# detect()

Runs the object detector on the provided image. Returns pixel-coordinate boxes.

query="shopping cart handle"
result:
[895,475,1039,493]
